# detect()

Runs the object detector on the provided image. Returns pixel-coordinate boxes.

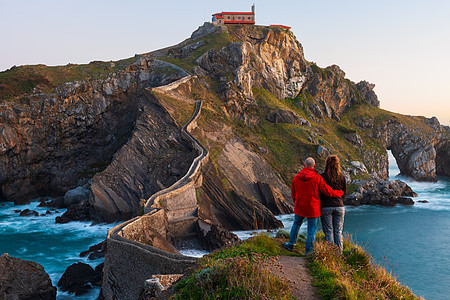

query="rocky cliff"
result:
[0,58,197,222]
[1,23,449,229]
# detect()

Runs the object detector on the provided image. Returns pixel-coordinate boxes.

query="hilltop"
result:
[0,22,444,300]
[0,23,448,226]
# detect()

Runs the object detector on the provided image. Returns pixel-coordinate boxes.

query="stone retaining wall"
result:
[101,76,209,300]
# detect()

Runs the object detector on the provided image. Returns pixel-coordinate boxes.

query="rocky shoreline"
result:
[1,23,449,299]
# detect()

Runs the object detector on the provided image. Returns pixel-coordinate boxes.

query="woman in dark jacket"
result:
[320,155,347,253]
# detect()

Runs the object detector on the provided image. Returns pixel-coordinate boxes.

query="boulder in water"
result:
[19,209,39,217]
[58,262,96,295]
[196,220,240,251]
[344,178,417,206]
[80,241,106,260]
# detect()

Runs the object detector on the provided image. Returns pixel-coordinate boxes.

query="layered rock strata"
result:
[0,58,189,205]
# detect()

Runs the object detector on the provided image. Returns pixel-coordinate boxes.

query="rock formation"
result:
[344,178,417,206]
[58,262,99,295]
[0,253,56,299]
[1,23,448,229]
[0,59,190,206]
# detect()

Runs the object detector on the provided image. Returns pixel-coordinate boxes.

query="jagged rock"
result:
[181,41,203,58]
[321,100,332,118]
[254,181,293,215]
[344,132,364,147]
[197,162,283,231]
[344,178,417,206]
[0,253,56,299]
[197,26,308,121]
[190,22,221,40]
[309,103,324,119]
[38,196,65,209]
[64,185,91,208]
[351,161,368,173]
[19,209,39,217]
[356,81,380,107]
[80,241,106,260]
[266,109,305,125]
[93,263,103,286]
[435,137,450,177]
[197,220,240,251]
[0,57,189,207]
[58,262,96,295]
[317,146,329,158]
[375,118,446,181]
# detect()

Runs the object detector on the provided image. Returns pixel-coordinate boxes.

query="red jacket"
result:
[291,167,344,218]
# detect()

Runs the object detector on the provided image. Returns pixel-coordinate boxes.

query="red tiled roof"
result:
[270,24,291,30]
[221,12,254,15]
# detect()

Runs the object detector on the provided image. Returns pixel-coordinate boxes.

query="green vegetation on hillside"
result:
[310,235,421,300]
[172,234,297,300]
[171,233,419,300]
[0,57,136,101]
[159,30,233,73]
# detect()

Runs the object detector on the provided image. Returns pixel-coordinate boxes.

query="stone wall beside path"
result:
[101,76,209,300]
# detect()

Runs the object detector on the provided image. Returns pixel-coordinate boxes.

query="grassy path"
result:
[273,255,319,300]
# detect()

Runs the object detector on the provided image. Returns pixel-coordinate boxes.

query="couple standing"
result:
[283,155,347,254]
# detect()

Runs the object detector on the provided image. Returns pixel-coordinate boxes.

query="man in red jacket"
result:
[283,157,344,254]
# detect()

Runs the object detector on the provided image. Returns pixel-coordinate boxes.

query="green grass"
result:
[158,30,233,73]
[0,57,137,101]
[309,234,421,300]
[171,234,296,300]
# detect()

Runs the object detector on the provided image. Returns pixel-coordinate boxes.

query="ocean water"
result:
[0,201,115,299]
[268,152,450,300]
[1,151,448,299]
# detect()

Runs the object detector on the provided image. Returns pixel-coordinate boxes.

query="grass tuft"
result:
[172,234,293,299]
[309,234,422,300]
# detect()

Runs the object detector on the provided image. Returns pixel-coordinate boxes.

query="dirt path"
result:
[272,256,320,300]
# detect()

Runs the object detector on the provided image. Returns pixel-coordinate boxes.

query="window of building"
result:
[238,17,241,20]
[227,16,230,19]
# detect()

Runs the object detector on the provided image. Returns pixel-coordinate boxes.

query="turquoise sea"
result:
[270,152,450,300]
[0,203,115,299]
[1,151,449,299]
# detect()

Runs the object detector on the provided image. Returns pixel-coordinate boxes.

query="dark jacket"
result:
[291,168,344,218]
[319,173,347,208]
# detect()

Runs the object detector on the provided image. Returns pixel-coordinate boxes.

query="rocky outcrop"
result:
[190,22,221,40]
[254,181,293,215]
[58,262,98,295]
[344,178,417,206]
[0,253,56,299]
[305,64,379,116]
[266,109,309,125]
[80,241,106,260]
[0,58,189,205]
[435,128,450,177]
[374,118,446,181]
[197,162,283,231]
[196,26,308,122]
[197,220,240,251]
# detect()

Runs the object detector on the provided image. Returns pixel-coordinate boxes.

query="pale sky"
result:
[1,0,449,124]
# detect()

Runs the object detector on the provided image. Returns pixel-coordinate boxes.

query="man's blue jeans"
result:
[287,214,319,254]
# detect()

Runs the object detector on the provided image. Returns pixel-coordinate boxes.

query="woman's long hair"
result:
[324,155,342,185]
